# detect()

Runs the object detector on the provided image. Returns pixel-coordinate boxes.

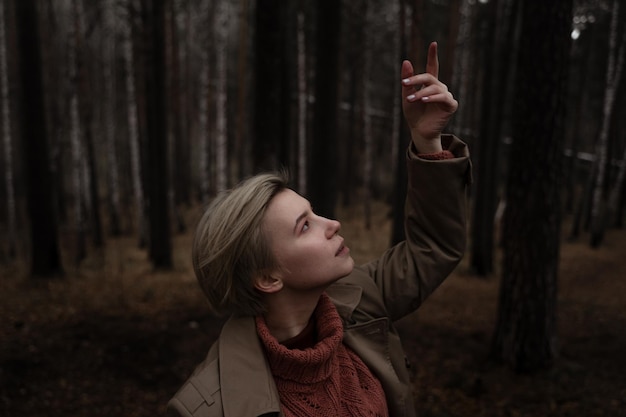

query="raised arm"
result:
[346,42,470,321]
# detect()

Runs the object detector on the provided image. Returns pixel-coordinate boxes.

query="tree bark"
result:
[164,0,185,233]
[0,0,16,259]
[142,0,172,269]
[589,0,625,247]
[16,0,63,277]
[390,0,412,246]
[69,0,87,264]
[492,0,572,372]
[124,0,147,246]
[73,0,104,251]
[214,0,228,192]
[362,1,373,230]
[253,0,289,171]
[469,0,498,276]
[470,0,518,276]
[103,0,122,236]
[449,0,473,136]
[307,0,341,219]
[296,11,307,195]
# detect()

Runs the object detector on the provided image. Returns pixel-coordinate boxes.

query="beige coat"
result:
[168,135,471,417]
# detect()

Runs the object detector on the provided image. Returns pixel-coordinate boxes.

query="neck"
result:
[262,290,322,342]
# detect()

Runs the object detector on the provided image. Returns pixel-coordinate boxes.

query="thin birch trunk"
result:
[104,0,122,236]
[69,0,86,263]
[297,11,307,195]
[78,0,104,250]
[215,0,228,192]
[449,0,473,135]
[606,28,626,225]
[235,0,250,179]
[183,1,194,193]
[198,47,210,203]
[0,0,16,258]
[590,0,623,247]
[609,146,626,224]
[390,0,401,181]
[565,31,594,216]
[363,2,373,230]
[166,0,186,233]
[124,0,146,246]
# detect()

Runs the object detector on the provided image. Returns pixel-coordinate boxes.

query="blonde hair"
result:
[192,172,289,316]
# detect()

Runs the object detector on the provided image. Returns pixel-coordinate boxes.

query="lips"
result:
[335,239,348,256]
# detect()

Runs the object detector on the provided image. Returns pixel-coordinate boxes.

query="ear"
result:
[254,272,283,294]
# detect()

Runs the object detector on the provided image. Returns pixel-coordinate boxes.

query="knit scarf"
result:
[255,293,389,417]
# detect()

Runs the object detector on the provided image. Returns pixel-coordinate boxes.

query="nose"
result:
[325,218,341,238]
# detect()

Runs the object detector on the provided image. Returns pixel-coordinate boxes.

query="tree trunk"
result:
[362,1,373,230]
[69,0,87,264]
[340,0,366,208]
[234,0,251,180]
[143,0,172,269]
[124,0,147,246]
[469,0,497,276]
[214,0,228,192]
[296,11,307,195]
[253,0,289,171]
[564,21,596,217]
[470,0,518,276]
[176,0,192,205]
[198,43,211,203]
[391,0,410,245]
[307,0,341,219]
[492,0,572,372]
[449,0,473,135]
[0,0,16,259]
[74,0,104,250]
[442,0,460,86]
[103,0,122,236]
[589,0,625,247]
[16,0,63,277]
[164,0,186,233]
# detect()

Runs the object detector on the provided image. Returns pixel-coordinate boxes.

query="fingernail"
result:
[407,94,416,101]
[402,78,411,84]
[422,96,430,101]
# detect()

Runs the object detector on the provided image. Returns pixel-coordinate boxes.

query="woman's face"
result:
[262,189,354,291]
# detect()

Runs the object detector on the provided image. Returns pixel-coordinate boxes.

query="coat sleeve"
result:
[356,134,471,321]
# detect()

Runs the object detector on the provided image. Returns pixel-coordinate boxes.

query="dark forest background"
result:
[1,0,626,415]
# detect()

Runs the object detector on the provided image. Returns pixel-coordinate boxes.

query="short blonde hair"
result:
[192,172,289,316]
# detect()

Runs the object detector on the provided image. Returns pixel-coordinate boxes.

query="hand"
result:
[401,41,458,153]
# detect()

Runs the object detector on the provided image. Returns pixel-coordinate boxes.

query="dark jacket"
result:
[168,135,471,417]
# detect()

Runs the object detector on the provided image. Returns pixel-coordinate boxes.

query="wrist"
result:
[411,131,442,154]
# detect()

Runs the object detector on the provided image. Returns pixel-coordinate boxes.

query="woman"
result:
[168,42,471,417]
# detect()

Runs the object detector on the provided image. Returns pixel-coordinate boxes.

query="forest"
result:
[1,0,626,416]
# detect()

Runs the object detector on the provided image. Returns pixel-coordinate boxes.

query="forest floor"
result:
[1,202,625,417]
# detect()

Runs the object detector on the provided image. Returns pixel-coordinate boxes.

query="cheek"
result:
[276,243,322,274]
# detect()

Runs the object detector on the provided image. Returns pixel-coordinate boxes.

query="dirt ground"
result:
[1,203,625,417]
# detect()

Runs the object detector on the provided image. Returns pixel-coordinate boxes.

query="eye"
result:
[302,221,310,232]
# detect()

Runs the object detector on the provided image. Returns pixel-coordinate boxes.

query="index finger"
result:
[425,41,439,79]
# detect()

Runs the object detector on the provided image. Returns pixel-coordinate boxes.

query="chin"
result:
[340,260,355,277]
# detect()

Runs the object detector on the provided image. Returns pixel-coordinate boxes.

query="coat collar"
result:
[218,316,282,417]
